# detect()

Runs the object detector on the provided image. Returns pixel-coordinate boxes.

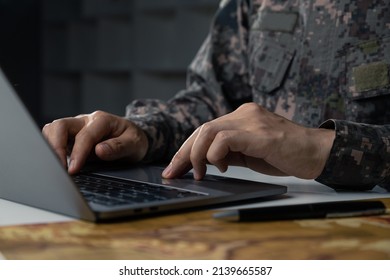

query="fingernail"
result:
[216,164,228,173]
[162,163,172,178]
[193,168,201,180]
[68,159,76,173]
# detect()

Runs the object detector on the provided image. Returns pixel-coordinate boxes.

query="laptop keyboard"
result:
[73,174,205,207]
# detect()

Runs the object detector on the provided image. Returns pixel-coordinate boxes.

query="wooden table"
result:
[1,199,390,260]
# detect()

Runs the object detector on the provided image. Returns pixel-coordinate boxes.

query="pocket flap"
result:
[250,41,295,93]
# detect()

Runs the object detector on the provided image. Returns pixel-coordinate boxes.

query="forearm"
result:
[316,120,390,191]
[125,80,232,162]
[125,0,252,163]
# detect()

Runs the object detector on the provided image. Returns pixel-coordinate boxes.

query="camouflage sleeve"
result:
[316,120,390,191]
[125,0,252,163]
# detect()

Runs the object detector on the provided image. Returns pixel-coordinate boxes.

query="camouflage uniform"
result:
[126,0,390,191]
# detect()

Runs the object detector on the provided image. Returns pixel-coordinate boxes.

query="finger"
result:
[68,114,114,174]
[164,117,242,180]
[189,119,242,180]
[207,130,287,176]
[206,132,231,173]
[162,129,199,179]
[42,118,85,168]
[190,124,214,180]
[95,125,147,162]
[206,130,245,171]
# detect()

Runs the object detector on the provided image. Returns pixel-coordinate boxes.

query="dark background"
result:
[0,0,42,123]
[0,0,218,126]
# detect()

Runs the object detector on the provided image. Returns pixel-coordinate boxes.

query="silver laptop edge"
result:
[0,68,96,221]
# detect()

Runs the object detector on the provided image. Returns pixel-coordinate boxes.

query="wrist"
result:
[313,127,336,178]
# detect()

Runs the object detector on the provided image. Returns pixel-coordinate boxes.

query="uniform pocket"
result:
[342,36,390,123]
[249,38,295,94]
[344,36,390,100]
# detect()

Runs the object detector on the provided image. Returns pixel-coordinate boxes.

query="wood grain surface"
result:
[1,202,390,260]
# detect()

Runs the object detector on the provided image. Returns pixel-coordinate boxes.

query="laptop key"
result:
[72,173,205,207]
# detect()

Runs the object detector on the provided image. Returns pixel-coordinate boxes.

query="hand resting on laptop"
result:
[43,111,148,175]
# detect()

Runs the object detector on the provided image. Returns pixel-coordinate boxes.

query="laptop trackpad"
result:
[93,165,285,196]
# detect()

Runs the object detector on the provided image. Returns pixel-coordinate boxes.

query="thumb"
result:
[95,138,128,161]
[95,132,148,163]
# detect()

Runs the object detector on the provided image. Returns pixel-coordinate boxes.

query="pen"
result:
[213,200,387,222]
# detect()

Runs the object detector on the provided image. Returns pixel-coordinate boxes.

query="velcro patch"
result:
[358,40,379,55]
[353,62,389,92]
[252,10,298,33]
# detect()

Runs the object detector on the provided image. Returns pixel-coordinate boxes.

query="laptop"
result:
[0,68,287,222]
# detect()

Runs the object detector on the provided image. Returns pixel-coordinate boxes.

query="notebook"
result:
[0,68,287,222]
